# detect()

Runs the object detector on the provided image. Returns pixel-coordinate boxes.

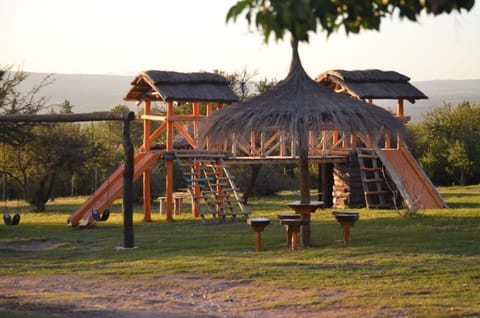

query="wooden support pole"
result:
[143,100,152,221]
[192,161,200,218]
[122,119,135,248]
[397,99,404,117]
[193,102,200,148]
[205,103,213,150]
[143,169,151,222]
[165,101,174,222]
[397,99,404,149]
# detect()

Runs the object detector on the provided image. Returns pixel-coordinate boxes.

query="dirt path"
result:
[0,275,348,317]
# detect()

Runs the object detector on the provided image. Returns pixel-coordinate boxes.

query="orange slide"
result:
[67,151,161,226]
[377,145,447,210]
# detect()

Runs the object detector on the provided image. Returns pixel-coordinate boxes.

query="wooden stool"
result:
[287,200,324,247]
[280,219,307,250]
[174,195,184,215]
[160,196,184,216]
[278,213,301,246]
[246,218,271,252]
[332,211,359,245]
[159,197,167,215]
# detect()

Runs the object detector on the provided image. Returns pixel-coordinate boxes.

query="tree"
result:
[227,0,474,43]
[58,99,74,114]
[0,65,53,144]
[24,122,103,211]
[408,102,480,185]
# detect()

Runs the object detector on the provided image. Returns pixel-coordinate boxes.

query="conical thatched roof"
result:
[124,70,238,103]
[200,42,404,145]
[316,69,427,103]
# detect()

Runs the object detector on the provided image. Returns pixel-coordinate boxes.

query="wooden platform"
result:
[153,149,348,164]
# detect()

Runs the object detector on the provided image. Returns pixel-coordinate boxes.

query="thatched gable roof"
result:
[316,69,427,103]
[124,70,238,103]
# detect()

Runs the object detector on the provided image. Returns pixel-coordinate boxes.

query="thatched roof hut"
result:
[200,40,404,205]
[124,70,238,103]
[316,69,427,103]
[201,44,404,150]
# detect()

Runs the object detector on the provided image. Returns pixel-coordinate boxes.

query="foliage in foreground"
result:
[0,185,479,317]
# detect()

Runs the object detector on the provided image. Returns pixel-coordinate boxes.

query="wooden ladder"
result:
[357,148,389,208]
[178,155,249,223]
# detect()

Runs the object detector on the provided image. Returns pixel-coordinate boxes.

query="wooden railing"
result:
[140,112,400,159]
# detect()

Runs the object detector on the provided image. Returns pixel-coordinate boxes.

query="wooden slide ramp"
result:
[67,151,161,226]
[377,146,447,210]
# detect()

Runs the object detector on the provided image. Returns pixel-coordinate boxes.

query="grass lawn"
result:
[0,186,479,317]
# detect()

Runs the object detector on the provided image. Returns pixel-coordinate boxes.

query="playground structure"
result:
[68,69,447,226]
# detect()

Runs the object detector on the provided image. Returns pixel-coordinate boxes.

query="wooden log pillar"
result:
[165,101,174,222]
[143,101,152,221]
[192,161,201,218]
[250,131,256,156]
[397,99,404,149]
[193,102,200,146]
[205,103,213,150]
[216,103,224,152]
[397,98,404,117]
[280,131,286,156]
[122,118,135,248]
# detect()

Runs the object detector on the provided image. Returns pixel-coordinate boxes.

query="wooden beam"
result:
[0,111,135,122]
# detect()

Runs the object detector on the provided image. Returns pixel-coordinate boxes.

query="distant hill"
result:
[18,72,138,113]
[368,79,480,121]
[16,72,480,122]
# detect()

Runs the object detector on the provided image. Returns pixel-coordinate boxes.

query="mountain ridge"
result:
[16,72,480,122]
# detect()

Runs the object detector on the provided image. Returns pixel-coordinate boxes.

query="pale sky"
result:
[2,0,479,82]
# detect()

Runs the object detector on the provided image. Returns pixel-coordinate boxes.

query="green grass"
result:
[1,187,480,317]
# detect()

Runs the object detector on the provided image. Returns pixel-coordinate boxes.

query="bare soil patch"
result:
[0,275,359,317]
[0,239,65,252]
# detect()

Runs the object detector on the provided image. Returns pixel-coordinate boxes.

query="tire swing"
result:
[3,210,20,226]
[2,144,20,226]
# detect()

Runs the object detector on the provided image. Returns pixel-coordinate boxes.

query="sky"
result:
[2,0,480,82]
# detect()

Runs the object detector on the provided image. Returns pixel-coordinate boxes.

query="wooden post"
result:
[397,99,404,117]
[166,101,174,222]
[205,103,213,150]
[397,99,404,149]
[122,119,135,248]
[192,161,200,218]
[250,131,256,156]
[193,102,200,147]
[142,101,152,221]
[280,130,286,156]
[142,100,152,222]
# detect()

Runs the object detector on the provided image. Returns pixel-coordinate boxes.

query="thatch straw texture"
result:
[316,69,427,102]
[124,70,238,103]
[200,45,404,146]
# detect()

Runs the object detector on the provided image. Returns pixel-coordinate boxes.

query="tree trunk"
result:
[242,165,262,204]
[298,137,310,204]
